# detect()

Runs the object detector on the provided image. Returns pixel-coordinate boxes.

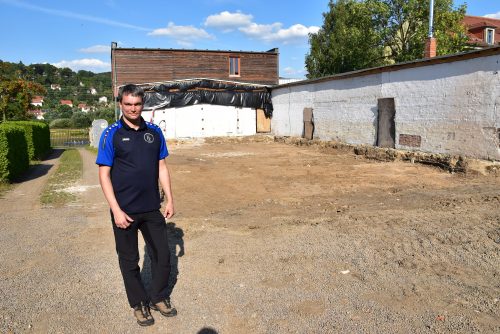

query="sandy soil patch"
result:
[1,140,499,333]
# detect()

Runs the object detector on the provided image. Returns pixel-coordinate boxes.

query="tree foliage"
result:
[44,107,115,128]
[0,60,114,126]
[306,0,388,77]
[306,0,468,78]
[0,77,46,121]
[0,60,112,108]
[382,0,468,63]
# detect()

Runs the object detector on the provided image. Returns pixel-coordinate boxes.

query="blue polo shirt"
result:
[96,117,168,214]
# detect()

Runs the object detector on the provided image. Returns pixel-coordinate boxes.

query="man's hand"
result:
[113,209,134,229]
[163,201,175,219]
[158,159,175,220]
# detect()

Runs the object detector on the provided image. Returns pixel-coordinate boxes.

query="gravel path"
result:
[1,141,499,333]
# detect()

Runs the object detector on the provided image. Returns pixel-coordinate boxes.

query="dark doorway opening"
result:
[377,98,396,148]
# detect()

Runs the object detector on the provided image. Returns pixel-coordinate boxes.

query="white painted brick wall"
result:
[271,53,500,160]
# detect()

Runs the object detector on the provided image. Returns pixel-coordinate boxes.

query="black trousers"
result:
[111,210,171,308]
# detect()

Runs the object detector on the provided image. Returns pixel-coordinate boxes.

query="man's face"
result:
[120,94,143,123]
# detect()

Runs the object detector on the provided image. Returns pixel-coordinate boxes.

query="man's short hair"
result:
[118,84,144,102]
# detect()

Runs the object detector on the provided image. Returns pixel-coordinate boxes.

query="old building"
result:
[111,42,279,94]
[464,15,500,48]
[77,103,90,113]
[31,96,44,107]
[271,46,500,161]
[60,100,73,108]
[110,42,278,139]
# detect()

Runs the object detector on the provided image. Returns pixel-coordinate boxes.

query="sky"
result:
[1,0,499,78]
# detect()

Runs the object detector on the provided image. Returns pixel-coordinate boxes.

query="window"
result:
[229,56,240,76]
[485,28,495,45]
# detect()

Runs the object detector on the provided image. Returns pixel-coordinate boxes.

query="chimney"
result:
[424,37,437,58]
[425,0,437,58]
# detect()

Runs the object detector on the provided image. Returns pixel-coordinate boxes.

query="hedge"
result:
[4,121,51,160]
[0,124,29,181]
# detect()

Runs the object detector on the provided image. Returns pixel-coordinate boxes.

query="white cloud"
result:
[239,22,282,38]
[283,66,306,76]
[176,40,195,48]
[52,58,111,73]
[79,45,110,53]
[202,10,319,45]
[239,22,319,44]
[204,11,253,32]
[484,11,500,19]
[148,22,214,46]
[284,67,296,75]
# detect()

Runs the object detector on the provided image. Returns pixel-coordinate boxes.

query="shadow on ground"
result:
[141,222,185,298]
[12,148,65,183]
[198,327,219,334]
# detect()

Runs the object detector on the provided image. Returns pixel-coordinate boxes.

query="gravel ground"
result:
[0,139,499,333]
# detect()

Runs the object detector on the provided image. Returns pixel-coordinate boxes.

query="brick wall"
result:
[399,134,422,147]
[271,48,500,160]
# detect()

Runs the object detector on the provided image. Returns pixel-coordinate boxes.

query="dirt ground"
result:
[1,136,499,333]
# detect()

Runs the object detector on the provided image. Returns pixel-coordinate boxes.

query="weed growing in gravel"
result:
[40,149,82,206]
[0,181,13,198]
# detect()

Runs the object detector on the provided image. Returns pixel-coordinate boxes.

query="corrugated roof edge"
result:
[120,77,271,89]
[276,46,500,89]
[112,46,279,55]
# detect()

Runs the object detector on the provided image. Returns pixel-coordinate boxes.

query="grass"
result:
[40,149,83,206]
[0,181,14,198]
[85,146,98,155]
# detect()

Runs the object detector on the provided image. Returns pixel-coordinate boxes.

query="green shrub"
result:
[4,121,51,160]
[0,124,29,181]
[50,118,72,128]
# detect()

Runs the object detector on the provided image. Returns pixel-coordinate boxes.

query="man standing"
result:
[96,84,177,326]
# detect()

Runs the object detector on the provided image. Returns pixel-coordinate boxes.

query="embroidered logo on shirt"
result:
[122,138,130,141]
[144,133,154,143]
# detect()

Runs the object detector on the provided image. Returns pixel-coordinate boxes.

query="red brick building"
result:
[463,15,500,47]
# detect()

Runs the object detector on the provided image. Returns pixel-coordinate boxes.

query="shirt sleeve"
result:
[95,127,115,166]
[158,128,169,160]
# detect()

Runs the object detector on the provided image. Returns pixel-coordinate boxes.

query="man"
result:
[96,84,177,326]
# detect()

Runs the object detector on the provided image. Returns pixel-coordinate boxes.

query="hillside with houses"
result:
[0,60,114,126]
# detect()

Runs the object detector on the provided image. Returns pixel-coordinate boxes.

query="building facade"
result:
[464,15,500,47]
[271,47,500,161]
[111,43,279,95]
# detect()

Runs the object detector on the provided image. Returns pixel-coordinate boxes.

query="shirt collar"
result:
[120,116,147,131]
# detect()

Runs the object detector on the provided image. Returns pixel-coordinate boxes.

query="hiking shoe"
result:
[150,298,177,317]
[133,302,154,326]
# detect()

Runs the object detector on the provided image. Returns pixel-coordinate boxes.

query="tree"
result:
[382,0,468,63]
[55,104,74,119]
[92,106,115,125]
[306,0,468,78]
[306,0,389,78]
[0,78,46,121]
[70,112,92,128]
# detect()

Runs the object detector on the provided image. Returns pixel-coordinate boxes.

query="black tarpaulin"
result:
[140,79,273,117]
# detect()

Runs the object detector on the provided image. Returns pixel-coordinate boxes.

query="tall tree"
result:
[306,0,388,78]
[382,0,468,63]
[306,0,468,78]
